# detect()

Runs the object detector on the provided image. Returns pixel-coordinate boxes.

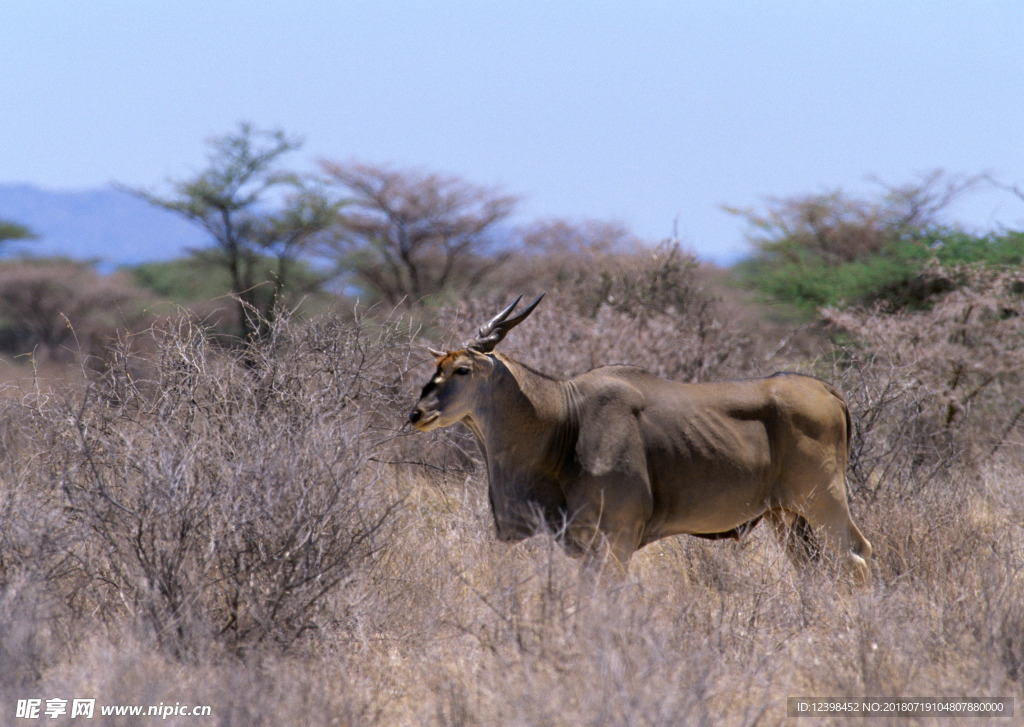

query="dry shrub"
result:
[829,349,958,500]
[0,259,153,362]
[826,264,1024,496]
[433,242,757,383]
[1,275,1021,725]
[1,308,415,663]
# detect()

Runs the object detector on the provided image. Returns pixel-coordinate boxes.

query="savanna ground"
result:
[0,246,1022,726]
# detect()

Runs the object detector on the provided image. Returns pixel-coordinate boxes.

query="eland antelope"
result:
[409,295,872,585]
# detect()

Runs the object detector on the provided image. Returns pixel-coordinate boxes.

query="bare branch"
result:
[320,161,519,304]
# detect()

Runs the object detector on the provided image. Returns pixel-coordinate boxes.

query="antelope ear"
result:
[427,347,446,359]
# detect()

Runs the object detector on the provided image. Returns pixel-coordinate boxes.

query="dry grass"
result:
[1,255,1022,725]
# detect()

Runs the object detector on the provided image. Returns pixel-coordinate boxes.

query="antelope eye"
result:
[454,366,471,376]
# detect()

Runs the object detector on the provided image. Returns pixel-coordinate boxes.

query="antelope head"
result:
[408,294,544,431]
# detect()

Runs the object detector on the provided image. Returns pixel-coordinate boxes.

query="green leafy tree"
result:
[727,171,988,314]
[129,123,338,340]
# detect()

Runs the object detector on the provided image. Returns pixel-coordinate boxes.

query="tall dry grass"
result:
[0,252,1021,725]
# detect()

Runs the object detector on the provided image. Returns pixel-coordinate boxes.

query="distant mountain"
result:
[0,184,210,268]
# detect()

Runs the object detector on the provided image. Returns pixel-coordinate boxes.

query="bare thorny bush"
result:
[0,307,417,666]
[0,259,154,363]
[433,241,758,383]
[0,252,1021,724]
[808,265,1024,696]
[825,264,1024,499]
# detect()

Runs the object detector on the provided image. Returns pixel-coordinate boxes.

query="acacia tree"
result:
[727,171,980,265]
[320,161,518,304]
[131,124,337,340]
[726,171,982,312]
[0,260,151,361]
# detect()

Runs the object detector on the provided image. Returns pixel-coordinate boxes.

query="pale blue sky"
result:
[2,1,1023,263]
